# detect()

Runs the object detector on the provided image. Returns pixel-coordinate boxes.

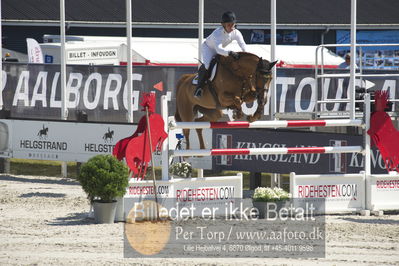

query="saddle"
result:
[192,56,219,85]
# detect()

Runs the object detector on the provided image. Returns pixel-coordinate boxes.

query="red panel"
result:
[287,120,326,127]
[210,121,250,129]
[211,149,250,155]
[287,147,326,154]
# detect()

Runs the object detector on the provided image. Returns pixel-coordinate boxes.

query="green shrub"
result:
[77,155,129,203]
[252,187,291,202]
[169,161,192,178]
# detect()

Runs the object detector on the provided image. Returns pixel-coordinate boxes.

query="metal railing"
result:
[315,43,399,118]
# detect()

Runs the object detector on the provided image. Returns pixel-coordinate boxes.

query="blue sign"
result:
[44,55,53,64]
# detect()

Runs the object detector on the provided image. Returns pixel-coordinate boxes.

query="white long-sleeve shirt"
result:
[204,26,247,56]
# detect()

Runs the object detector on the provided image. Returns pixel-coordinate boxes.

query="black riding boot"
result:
[194,65,207,97]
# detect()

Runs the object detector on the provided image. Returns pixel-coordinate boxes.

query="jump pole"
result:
[172,146,363,158]
[170,119,363,130]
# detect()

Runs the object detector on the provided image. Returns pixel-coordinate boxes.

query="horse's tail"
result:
[174,75,188,122]
[175,106,182,122]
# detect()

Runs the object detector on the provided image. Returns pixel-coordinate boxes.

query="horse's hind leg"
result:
[195,129,205,150]
[183,128,191,150]
[175,96,196,151]
[194,108,223,149]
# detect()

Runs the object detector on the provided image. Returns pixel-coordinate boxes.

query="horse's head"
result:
[230,53,277,90]
[220,53,277,100]
[255,59,277,91]
[219,52,265,92]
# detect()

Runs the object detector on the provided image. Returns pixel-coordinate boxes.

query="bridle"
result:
[221,54,273,97]
[255,60,273,92]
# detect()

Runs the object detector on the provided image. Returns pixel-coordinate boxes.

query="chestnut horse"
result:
[175,52,277,150]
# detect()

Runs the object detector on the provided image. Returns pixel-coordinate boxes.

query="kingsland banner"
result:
[212,128,386,175]
[1,63,399,123]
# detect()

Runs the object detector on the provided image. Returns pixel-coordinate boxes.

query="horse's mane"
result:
[219,52,263,77]
[219,52,261,65]
[237,51,260,59]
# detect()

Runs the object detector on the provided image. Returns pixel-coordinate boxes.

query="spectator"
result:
[338,53,357,69]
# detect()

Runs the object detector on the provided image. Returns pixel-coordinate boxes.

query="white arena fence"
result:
[367,173,399,211]
[290,172,366,213]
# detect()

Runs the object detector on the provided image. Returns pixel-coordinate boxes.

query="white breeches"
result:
[201,42,217,69]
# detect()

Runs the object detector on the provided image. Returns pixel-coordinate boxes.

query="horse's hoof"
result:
[247,113,260,122]
[233,112,243,120]
[247,115,255,123]
[247,114,260,123]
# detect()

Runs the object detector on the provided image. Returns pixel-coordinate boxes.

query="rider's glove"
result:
[229,51,240,60]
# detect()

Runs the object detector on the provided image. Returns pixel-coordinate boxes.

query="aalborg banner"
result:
[1,63,193,123]
[2,63,399,123]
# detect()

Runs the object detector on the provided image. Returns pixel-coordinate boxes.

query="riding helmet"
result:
[221,11,237,23]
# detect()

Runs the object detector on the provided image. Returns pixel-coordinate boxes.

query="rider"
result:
[194,11,248,98]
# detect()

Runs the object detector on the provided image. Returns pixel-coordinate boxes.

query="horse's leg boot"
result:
[194,65,208,98]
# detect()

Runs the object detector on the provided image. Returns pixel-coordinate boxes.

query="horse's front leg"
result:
[219,92,242,109]
[231,96,244,120]
[220,92,243,120]
[233,108,244,120]
[247,89,266,123]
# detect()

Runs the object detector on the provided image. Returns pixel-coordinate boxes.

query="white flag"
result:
[26,38,44,63]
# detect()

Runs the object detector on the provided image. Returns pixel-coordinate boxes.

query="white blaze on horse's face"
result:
[222,23,235,33]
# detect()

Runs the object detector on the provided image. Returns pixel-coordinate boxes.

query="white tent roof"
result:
[41,35,345,67]
[244,44,345,67]
[123,37,345,67]
[119,38,199,65]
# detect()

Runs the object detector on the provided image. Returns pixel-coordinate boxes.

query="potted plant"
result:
[252,187,291,218]
[169,161,192,178]
[77,154,129,223]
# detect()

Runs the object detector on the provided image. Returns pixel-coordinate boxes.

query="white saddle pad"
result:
[192,63,217,85]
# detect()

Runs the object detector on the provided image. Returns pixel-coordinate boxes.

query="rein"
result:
[212,53,272,107]
[226,54,260,97]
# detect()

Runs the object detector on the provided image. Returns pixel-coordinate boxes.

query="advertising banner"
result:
[26,38,44,64]
[124,175,242,217]
[290,172,365,213]
[2,64,399,123]
[1,63,195,123]
[9,120,137,162]
[367,174,399,210]
[212,128,386,175]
